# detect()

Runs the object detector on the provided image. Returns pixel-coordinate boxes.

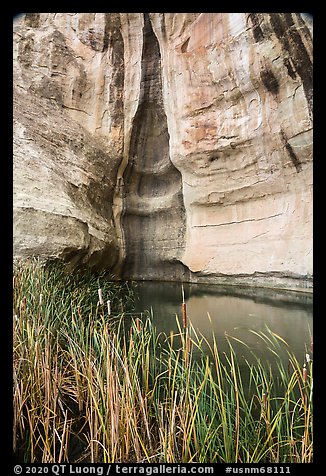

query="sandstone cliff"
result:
[13,13,313,288]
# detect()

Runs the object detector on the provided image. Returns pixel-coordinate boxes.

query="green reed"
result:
[13,259,313,463]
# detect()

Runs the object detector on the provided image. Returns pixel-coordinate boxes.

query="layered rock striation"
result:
[13,13,313,288]
[119,14,189,280]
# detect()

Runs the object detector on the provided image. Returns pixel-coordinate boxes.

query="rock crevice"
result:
[121,14,189,280]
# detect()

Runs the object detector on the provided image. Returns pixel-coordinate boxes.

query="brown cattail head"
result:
[136,318,141,333]
[182,302,187,328]
[262,392,267,408]
[77,307,82,316]
[39,293,43,306]
[188,336,193,353]
[107,300,111,316]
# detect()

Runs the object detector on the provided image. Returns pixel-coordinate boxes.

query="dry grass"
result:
[13,259,313,463]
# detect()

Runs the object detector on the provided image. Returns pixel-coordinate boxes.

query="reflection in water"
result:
[132,282,313,364]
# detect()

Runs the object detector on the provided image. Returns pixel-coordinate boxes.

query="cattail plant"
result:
[303,364,308,384]
[98,288,103,305]
[262,391,267,408]
[181,285,187,329]
[13,259,313,464]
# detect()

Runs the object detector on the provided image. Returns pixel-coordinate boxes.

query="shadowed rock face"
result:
[13,86,120,269]
[121,14,189,280]
[13,13,313,288]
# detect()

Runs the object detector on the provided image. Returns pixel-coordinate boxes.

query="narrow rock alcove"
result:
[121,14,189,281]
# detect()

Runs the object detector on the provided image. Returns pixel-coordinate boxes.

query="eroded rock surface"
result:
[120,14,189,281]
[13,86,120,268]
[13,13,313,288]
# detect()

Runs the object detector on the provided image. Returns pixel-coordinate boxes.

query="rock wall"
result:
[13,13,125,269]
[13,13,313,288]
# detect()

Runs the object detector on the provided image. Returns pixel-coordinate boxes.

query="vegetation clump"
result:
[13,259,313,463]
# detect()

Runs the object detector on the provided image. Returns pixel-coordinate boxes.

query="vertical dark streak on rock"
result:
[106,14,124,130]
[159,13,167,40]
[248,13,264,43]
[121,13,188,280]
[283,57,297,80]
[269,13,313,121]
[281,130,302,173]
[260,68,279,95]
[103,15,111,52]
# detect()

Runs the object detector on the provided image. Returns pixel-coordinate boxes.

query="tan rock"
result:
[13,13,313,288]
[13,83,120,269]
[153,13,313,286]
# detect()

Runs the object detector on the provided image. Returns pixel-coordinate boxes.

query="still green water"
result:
[131,281,313,365]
